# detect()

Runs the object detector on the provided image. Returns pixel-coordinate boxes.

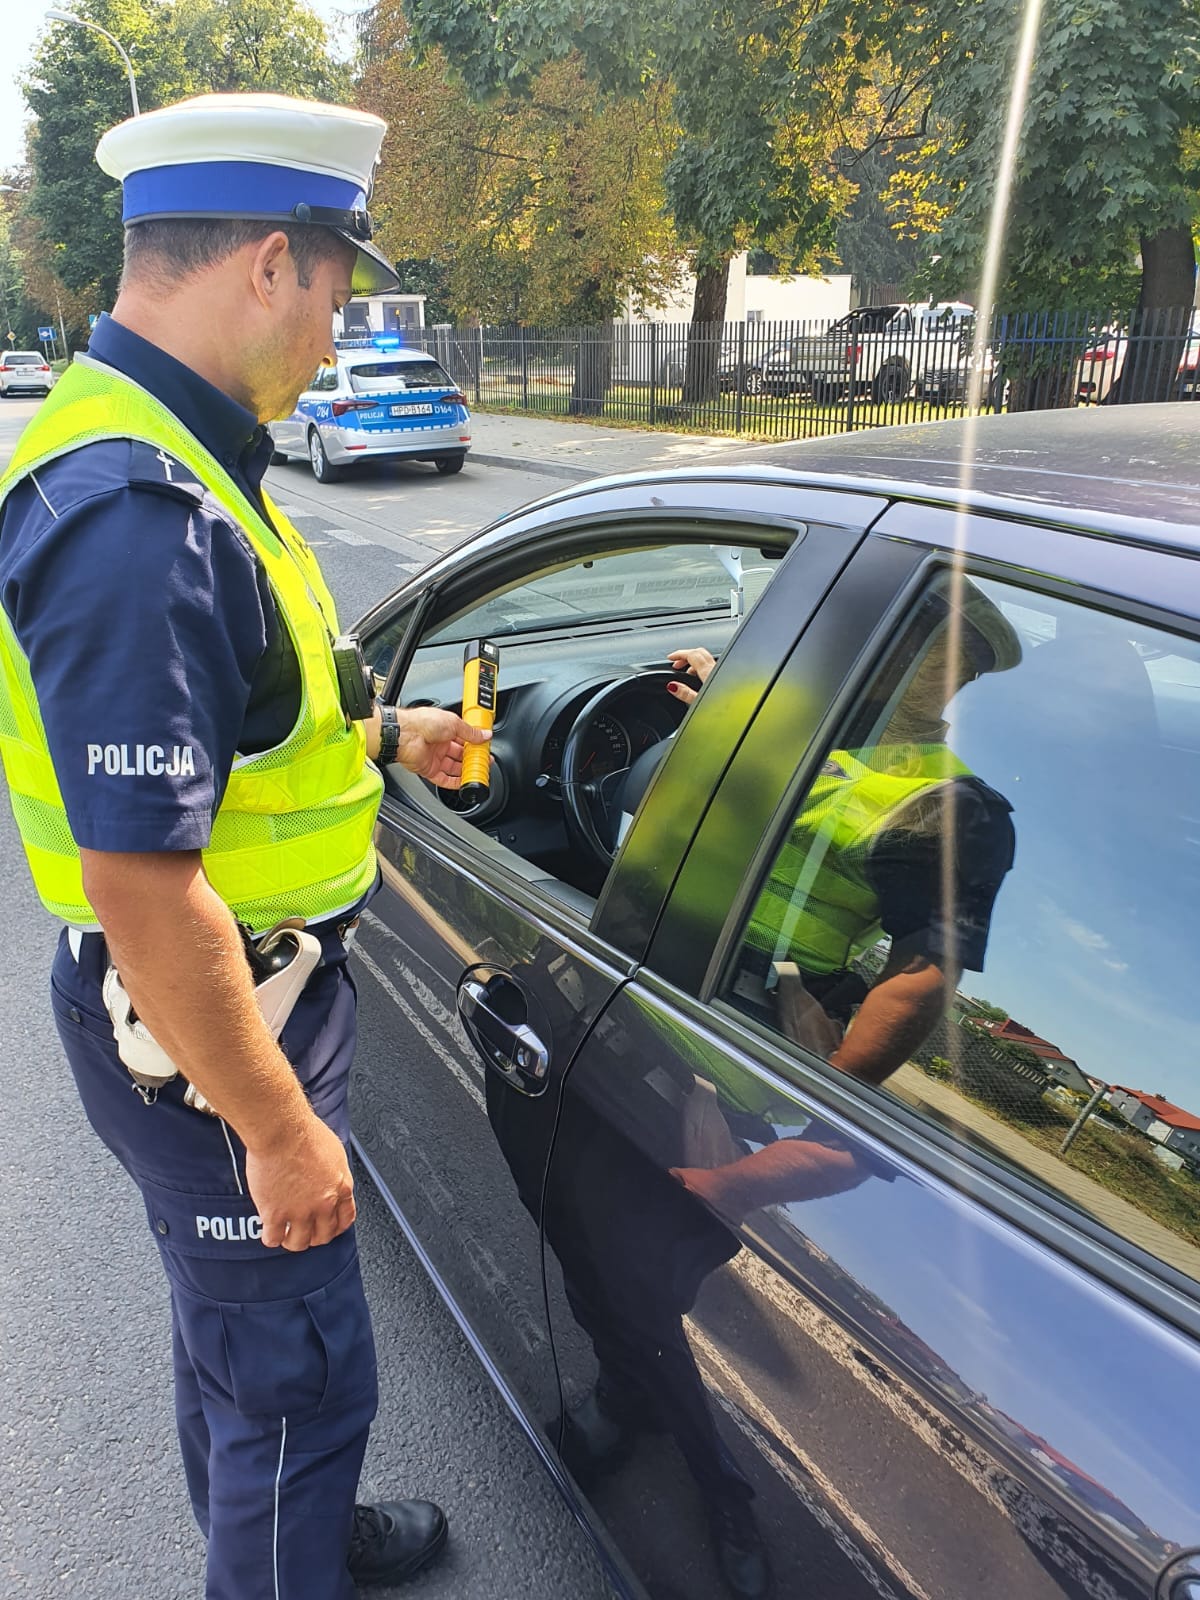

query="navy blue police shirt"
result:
[0,315,301,855]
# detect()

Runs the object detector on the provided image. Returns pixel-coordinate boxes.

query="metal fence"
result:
[413,305,1199,439]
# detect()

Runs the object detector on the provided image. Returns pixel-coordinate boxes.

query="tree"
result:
[360,1,682,410]
[0,200,47,351]
[881,0,1200,403]
[173,0,349,97]
[20,0,344,314]
[401,0,901,402]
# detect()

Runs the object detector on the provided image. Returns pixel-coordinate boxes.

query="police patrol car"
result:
[270,337,472,483]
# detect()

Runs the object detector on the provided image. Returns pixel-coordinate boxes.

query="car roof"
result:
[737,404,1200,541]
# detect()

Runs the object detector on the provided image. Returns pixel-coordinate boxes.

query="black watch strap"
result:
[378,702,401,765]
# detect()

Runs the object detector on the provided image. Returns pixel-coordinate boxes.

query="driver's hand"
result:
[396,706,491,788]
[666,647,716,706]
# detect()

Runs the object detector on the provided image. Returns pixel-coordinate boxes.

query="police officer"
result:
[0,93,489,1598]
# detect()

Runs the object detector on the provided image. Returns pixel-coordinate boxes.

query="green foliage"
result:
[390,258,453,325]
[173,0,350,97]
[995,1038,1048,1074]
[922,1055,954,1081]
[0,207,44,348]
[21,0,345,312]
[360,7,682,323]
[968,998,1009,1022]
[402,0,859,288]
[835,142,929,293]
[898,0,1200,306]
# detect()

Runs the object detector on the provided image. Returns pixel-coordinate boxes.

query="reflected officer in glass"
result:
[670,579,1021,1091]
[0,94,489,1599]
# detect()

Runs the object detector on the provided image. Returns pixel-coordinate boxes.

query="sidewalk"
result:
[889,1063,1200,1280]
[468,407,772,481]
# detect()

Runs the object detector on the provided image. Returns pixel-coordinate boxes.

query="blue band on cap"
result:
[122,161,365,222]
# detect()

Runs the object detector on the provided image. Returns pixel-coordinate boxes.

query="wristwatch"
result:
[377,702,401,766]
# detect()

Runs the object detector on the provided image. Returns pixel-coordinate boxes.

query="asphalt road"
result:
[0,395,613,1600]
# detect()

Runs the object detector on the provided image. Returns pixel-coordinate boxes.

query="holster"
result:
[102,921,323,1113]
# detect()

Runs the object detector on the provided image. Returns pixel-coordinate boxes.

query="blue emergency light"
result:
[333,333,407,352]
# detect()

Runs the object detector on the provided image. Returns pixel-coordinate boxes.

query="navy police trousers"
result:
[50,927,379,1600]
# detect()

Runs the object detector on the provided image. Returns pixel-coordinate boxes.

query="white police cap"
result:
[95,92,399,294]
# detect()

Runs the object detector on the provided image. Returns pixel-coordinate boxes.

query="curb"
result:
[468,450,593,482]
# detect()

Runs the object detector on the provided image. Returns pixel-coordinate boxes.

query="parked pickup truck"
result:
[754,301,976,403]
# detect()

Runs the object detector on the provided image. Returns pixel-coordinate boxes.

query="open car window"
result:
[372,531,792,902]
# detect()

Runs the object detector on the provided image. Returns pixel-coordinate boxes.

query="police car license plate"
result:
[390,402,435,416]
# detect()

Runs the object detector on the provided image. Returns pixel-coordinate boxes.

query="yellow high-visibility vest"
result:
[745,743,972,974]
[0,358,382,932]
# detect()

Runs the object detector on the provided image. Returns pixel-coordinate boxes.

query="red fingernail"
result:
[667,683,678,694]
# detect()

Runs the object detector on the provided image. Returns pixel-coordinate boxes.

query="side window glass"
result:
[723,572,1200,1285]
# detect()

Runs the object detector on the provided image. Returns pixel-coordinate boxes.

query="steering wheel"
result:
[560,671,683,870]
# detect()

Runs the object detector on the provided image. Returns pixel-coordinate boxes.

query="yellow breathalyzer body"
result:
[461,639,499,803]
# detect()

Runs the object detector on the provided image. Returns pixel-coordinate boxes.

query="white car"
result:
[0,352,55,396]
[270,340,472,483]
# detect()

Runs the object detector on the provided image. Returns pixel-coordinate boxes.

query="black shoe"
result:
[348,1500,448,1587]
[708,1497,772,1600]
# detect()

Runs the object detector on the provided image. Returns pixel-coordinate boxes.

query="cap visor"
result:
[343,232,399,294]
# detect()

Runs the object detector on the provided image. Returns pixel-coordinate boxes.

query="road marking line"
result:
[324,526,374,546]
[688,1321,930,1600]
[355,944,485,1110]
[361,909,483,1070]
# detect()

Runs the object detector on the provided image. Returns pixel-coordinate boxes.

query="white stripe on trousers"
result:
[273,1417,288,1600]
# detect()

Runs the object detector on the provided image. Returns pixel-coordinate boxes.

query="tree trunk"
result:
[1105,224,1195,405]
[570,307,614,417]
[681,256,730,407]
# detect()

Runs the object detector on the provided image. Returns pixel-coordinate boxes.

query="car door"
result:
[349,478,883,1482]
[546,515,1200,1600]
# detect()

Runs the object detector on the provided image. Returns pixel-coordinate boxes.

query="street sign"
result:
[88,314,99,329]
[37,325,54,341]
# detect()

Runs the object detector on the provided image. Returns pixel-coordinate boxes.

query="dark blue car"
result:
[350,403,1200,1600]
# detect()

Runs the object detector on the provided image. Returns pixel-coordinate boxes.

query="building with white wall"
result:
[336,293,426,339]
[619,253,853,328]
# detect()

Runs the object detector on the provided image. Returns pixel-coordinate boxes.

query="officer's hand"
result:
[665,647,717,706]
[396,705,491,789]
[245,1115,357,1252]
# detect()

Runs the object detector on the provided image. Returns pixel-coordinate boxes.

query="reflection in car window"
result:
[425,545,781,645]
[723,573,1200,1284]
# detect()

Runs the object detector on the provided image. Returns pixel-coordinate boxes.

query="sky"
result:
[0,1,370,174]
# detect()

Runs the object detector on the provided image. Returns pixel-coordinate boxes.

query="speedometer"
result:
[577,712,631,781]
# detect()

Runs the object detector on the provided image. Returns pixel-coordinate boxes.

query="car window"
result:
[721,570,1200,1286]
[423,544,778,646]
[348,359,455,391]
[4,353,40,366]
[373,532,790,901]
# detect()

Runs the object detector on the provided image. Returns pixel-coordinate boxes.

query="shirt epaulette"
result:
[125,440,206,506]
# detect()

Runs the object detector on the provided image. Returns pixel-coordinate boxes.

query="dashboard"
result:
[389,617,730,892]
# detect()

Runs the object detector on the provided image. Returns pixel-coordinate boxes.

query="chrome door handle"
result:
[457,974,550,1088]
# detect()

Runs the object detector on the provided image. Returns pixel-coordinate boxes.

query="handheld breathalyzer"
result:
[460,639,499,806]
